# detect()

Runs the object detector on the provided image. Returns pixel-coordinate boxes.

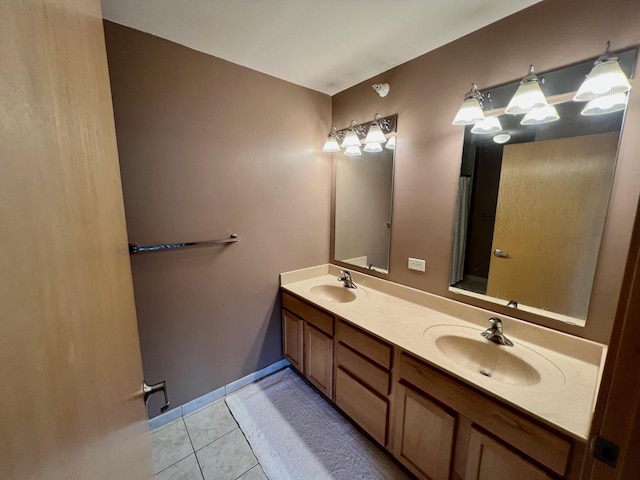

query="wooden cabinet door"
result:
[0,1,152,478]
[465,428,553,480]
[304,323,334,398]
[283,310,303,371]
[394,384,455,480]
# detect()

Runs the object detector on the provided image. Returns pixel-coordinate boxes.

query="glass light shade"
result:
[341,129,361,148]
[573,60,631,101]
[385,136,396,150]
[471,116,502,134]
[365,123,386,144]
[505,82,549,115]
[363,142,383,153]
[452,97,485,125]
[344,145,361,156]
[493,133,511,144]
[581,93,628,116]
[520,104,560,125]
[322,135,340,152]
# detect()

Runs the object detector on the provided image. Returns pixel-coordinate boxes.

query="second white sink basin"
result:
[424,325,566,390]
[307,284,360,303]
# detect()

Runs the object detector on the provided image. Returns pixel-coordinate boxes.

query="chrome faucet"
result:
[481,317,513,346]
[338,270,357,289]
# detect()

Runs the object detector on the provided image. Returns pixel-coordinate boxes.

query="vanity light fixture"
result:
[471,116,502,134]
[574,42,632,101]
[520,104,560,125]
[364,113,389,144]
[452,83,485,125]
[505,65,549,115]
[581,92,628,116]
[322,127,341,152]
[321,114,397,153]
[341,121,363,148]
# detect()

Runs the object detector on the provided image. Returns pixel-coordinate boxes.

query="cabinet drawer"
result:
[336,342,390,397]
[399,352,571,477]
[335,367,388,446]
[282,291,334,336]
[337,320,392,369]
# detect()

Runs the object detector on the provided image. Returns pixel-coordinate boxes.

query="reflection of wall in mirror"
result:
[335,151,393,270]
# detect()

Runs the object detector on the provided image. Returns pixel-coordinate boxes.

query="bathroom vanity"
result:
[280,265,605,480]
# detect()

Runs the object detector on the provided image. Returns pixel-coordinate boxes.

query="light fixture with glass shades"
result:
[322,127,341,152]
[574,42,632,101]
[452,83,485,125]
[504,65,549,115]
[451,42,635,144]
[321,114,397,154]
[385,135,396,150]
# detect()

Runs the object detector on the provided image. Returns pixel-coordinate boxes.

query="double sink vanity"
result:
[280,264,605,480]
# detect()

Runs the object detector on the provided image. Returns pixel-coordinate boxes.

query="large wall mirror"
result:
[450,50,635,327]
[333,115,397,274]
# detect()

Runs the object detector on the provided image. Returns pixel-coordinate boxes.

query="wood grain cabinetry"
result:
[304,323,333,396]
[396,351,576,480]
[335,319,393,447]
[464,428,553,480]
[280,288,584,480]
[282,291,334,398]
[394,383,456,480]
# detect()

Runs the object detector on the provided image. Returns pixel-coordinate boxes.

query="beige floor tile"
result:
[184,400,238,450]
[150,420,194,474]
[155,454,203,480]
[237,464,268,480]
[196,428,257,480]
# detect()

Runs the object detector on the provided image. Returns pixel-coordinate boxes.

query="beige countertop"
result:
[280,264,607,441]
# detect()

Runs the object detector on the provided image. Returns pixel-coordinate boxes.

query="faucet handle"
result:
[488,317,503,330]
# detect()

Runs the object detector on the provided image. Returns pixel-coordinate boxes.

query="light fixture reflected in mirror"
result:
[581,93,628,116]
[385,136,396,150]
[364,142,383,153]
[452,83,485,125]
[471,116,502,134]
[344,145,362,156]
[505,65,549,115]
[574,42,632,101]
[492,133,511,144]
[521,104,560,125]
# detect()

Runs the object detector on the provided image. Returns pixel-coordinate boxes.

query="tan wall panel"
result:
[104,22,332,415]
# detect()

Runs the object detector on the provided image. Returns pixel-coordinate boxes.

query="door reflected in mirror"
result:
[450,51,635,326]
[334,144,395,274]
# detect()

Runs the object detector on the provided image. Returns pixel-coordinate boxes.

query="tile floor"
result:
[151,399,268,480]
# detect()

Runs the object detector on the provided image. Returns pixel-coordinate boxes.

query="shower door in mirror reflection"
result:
[486,132,618,320]
[334,148,394,274]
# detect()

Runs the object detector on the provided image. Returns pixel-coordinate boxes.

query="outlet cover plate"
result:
[408,257,426,272]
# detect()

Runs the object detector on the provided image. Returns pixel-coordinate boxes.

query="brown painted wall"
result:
[103,22,331,415]
[332,0,640,344]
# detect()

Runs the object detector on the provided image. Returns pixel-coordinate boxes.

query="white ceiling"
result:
[101,0,541,96]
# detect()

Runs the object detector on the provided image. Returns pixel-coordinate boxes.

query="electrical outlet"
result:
[408,257,426,272]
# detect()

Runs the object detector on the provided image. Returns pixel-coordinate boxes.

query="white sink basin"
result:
[424,325,566,390]
[308,284,357,303]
